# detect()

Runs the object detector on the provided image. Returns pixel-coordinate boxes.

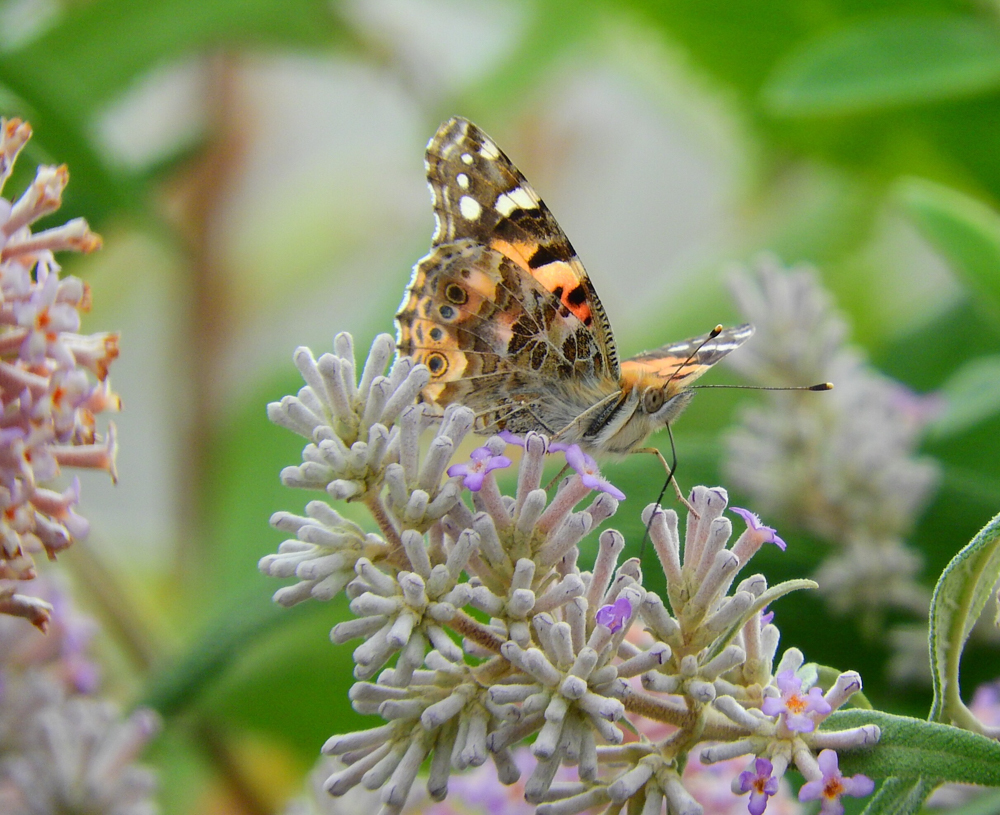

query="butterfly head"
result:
[639,381,696,425]
[608,377,695,453]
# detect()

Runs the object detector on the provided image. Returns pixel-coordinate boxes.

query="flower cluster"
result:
[724,257,939,626]
[0,575,159,814]
[286,747,805,815]
[0,118,119,629]
[266,334,880,815]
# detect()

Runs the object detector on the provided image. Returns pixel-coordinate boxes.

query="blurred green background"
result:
[3,0,1000,811]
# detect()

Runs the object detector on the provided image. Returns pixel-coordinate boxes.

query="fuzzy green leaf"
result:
[928,510,1000,725]
[861,777,939,815]
[705,578,817,661]
[764,16,1000,116]
[826,709,1000,785]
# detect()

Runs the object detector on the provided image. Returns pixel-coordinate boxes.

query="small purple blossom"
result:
[595,596,632,633]
[500,430,572,453]
[731,507,786,551]
[761,670,831,733]
[798,749,874,815]
[563,444,626,501]
[497,430,525,447]
[738,757,779,815]
[447,446,511,491]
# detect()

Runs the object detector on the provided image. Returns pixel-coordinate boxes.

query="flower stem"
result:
[449,610,505,653]
[364,492,407,569]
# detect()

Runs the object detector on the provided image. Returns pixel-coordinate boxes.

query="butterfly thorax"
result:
[552,375,697,457]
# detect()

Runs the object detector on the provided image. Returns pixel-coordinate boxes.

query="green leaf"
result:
[861,776,939,815]
[0,0,345,119]
[931,355,1000,439]
[705,578,817,661]
[139,588,307,717]
[928,510,1000,726]
[825,708,1000,785]
[764,16,1000,116]
[895,177,1000,328]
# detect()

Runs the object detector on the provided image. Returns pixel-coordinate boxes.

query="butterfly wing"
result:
[396,117,621,432]
[620,323,755,397]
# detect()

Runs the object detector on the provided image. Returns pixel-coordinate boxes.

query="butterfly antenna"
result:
[691,382,834,392]
[663,324,724,388]
[639,422,680,560]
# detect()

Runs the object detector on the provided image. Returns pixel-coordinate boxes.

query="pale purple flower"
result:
[499,430,565,452]
[497,430,525,447]
[798,749,874,815]
[761,670,831,732]
[738,757,779,815]
[447,446,511,491]
[0,119,118,597]
[563,444,626,500]
[725,260,939,621]
[683,751,799,815]
[969,680,1000,728]
[731,507,786,551]
[0,700,160,815]
[595,596,632,633]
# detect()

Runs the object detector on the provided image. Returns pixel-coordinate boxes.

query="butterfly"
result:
[395,117,753,459]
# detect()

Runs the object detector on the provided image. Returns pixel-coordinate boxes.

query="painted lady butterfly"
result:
[396,117,753,458]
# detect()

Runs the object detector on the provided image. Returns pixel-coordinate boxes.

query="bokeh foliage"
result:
[3,0,1000,811]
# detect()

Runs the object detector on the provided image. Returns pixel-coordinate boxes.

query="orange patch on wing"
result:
[489,239,593,325]
[539,260,593,326]
[489,238,536,271]
[620,357,709,390]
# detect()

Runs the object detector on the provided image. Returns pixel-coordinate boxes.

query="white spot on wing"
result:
[461,153,474,165]
[479,140,500,159]
[495,186,540,217]
[459,196,481,221]
[456,173,469,190]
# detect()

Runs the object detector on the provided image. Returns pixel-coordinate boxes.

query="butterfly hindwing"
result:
[396,238,617,432]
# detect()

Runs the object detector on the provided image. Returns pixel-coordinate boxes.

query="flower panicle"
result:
[267,332,879,815]
[0,119,118,626]
[725,256,939,626]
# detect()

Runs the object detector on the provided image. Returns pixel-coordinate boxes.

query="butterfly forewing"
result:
[620,323,755,394]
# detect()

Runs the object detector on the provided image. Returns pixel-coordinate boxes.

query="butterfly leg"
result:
[632,446,698,518]
[543,462,571,491]
[474,402,557,436]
